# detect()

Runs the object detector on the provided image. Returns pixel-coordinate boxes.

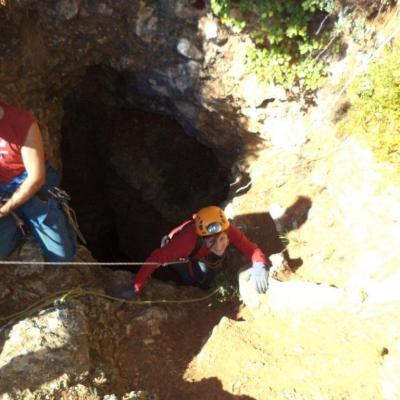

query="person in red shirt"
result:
[0,103,76,261]
[116,206,271,299]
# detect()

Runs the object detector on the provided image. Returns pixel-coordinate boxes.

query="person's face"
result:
[204,232,229,256]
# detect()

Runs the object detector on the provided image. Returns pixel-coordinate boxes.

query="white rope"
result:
[0,260,187,266]
[325,6,400,118]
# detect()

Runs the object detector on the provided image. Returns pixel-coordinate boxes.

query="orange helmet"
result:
[194,206,230,237]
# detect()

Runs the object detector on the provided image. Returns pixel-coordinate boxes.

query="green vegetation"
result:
[338,38,400,171]
[211,0,336,91]
[211,267,240,302]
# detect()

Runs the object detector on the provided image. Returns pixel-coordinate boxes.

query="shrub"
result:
[337,37,400,170]
[211,0,337,91]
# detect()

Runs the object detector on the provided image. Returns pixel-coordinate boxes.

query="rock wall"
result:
[0,240,159,399]
[1,2,400,398]
[0,0,271,171]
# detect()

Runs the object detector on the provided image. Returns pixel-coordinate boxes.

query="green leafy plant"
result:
[210,266,240,302]
[211,0,338,91]
[337,37,400,172]
[211,0,246,32]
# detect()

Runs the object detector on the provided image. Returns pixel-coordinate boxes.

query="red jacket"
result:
[133,222,268,292]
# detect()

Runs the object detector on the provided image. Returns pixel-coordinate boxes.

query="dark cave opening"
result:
[60,66,232,265]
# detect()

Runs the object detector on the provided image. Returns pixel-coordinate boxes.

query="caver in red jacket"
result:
[133,221,269,293]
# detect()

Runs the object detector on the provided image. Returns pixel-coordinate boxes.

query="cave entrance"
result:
[60,66,231,265]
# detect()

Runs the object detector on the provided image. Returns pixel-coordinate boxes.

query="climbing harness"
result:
[160,219,203,263]
[0,186,87,244]
[161,219,230,277]
[47,186,87,245]
[0,285,222,327]
[200,252,226,270]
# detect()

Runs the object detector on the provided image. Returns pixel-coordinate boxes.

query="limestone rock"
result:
[263,279,349,315]
[136,1,158,43]
[260,114,308,151]
[363,270,400,304]
[56,0,79,20]
[239,74,269,108]
[174,0,207,19]
[0,305,90,395]
[239,266,362,313]
[198,16,219,41]
[238,76,286,109]
[177,38,203,60]
[167,61,201,93]
[9,236,45,277]
[380,341,400,400]
[136,307,169,336]
[98,3,113,16]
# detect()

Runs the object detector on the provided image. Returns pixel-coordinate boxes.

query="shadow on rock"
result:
[177,377,255,400]
[231,195,312,276]
[113,285,247,400]
[279,195,312,232]
[0,345,73,395]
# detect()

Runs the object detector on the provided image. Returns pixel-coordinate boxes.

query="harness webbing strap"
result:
[0,187,86,244]
[188,236,203,262]
[47,186,87,245]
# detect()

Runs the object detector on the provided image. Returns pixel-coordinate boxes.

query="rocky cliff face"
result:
[0,0,283,259]
[1,1,400,399]
[0,0,263,167]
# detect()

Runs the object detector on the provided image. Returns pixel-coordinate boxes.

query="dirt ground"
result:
[107,285,397,400]
[185,305,394,400]
[115,291,241,400]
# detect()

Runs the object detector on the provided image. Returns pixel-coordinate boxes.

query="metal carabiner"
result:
[48,186,71,203]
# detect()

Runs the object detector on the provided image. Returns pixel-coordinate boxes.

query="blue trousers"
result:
[0,163,77,262]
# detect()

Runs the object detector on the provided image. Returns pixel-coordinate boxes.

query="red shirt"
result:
[0,104,36,183]
[133,222,268,292]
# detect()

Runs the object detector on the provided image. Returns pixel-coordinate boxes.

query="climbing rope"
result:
[0,259,188,266]
[0,247,220,327]
[0,286,222,327]
[325,6,400,119]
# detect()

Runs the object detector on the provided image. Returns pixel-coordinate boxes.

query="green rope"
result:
[0,286,221,327]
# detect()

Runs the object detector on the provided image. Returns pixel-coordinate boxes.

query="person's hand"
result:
[0,205,9,218]
[109,285,138,301]
[133,281,143,294]
[250,262,270,294]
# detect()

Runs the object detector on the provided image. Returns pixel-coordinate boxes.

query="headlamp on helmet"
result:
[194,206,230,237]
